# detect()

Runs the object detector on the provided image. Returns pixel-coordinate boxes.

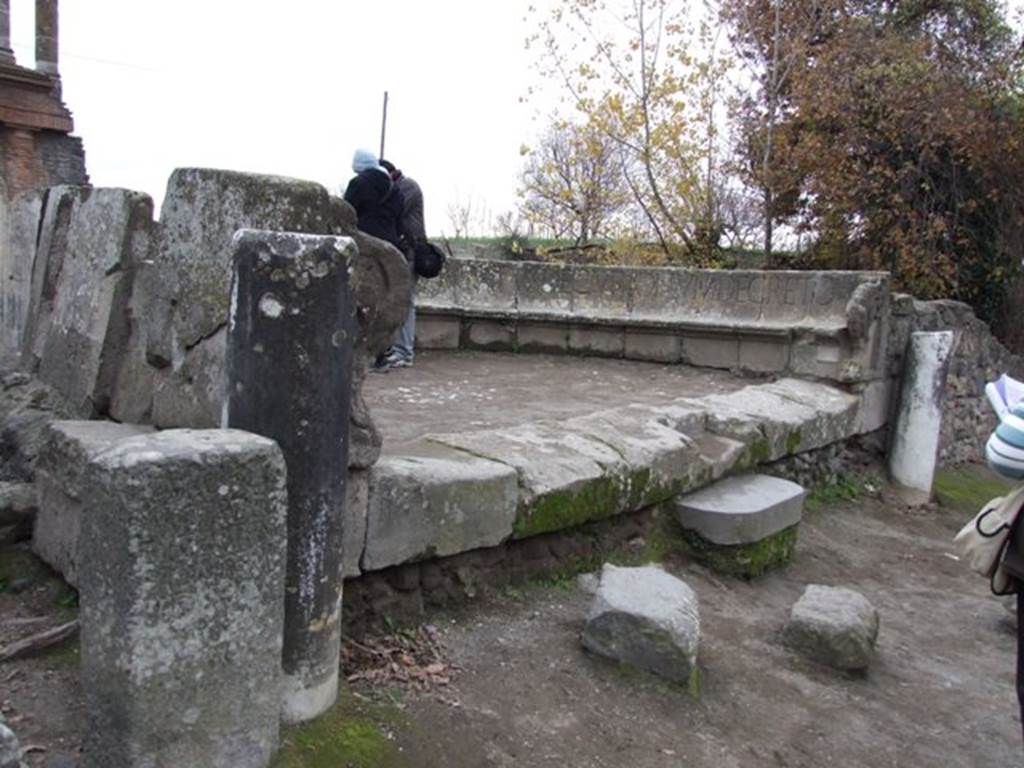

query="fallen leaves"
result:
[341,624,459,692]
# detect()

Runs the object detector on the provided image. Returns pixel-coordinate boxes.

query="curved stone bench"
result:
[416,258,890,383]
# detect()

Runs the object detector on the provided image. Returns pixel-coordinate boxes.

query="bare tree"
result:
[518,118,630,245]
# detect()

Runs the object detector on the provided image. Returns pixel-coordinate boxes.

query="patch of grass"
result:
[805,472,880,513]
[934,464,1015,516]
[272,690,408,768]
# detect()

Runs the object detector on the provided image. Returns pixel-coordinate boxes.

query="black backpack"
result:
[413,241,447,279]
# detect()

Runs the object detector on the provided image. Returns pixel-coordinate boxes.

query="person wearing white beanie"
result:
[343,148,404,250]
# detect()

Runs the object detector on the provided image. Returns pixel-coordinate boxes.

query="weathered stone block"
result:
[431,423,628,539]
[1,191,43,354]
[672,474,805,546]
[33,420,155,587]
[147,169,335,427]
[568,326,625,356]
[624,331,680,363]
[582,564,700,685]
[570,265,632,317]
[681,334,739,369]
[738,337,790,373]
[697,379,859,463]
[415,315,461,350]
[36,188,154,417]
[517,321,569,353]
[455,259,517,313]
[363,441,518,571]
[21,186,90,370]
[80,429,287,768]
[150,326,226,429]
[344,468,369,579]
[566,408,708,511]
[783,585,879,671]
[516,262,572,315]
[465,319,515,351]
[851,378,894,434]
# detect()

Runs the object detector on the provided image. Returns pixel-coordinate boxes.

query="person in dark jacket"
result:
[375,158,426,370]
[343,148,404,251]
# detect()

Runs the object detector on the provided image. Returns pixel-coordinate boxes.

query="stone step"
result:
[670,473,806,577]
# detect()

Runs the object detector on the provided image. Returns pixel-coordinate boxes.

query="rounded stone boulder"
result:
[783,585,879,671]
[581,564,700,685]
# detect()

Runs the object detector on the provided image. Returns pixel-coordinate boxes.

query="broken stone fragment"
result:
[783,585,879,671]
[581,564,700,686]
[0,481,36,545]
[0,716,24,768]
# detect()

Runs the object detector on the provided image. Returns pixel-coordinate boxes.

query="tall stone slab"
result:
[20,186,88,369]
[225,229,356,723]
[34,188,154,416]
[889,330,956,504]
[1,191,42,355]
[131,168,334,427]
[79,429,288,768]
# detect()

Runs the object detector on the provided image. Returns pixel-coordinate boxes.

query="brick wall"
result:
[0,127,87,198]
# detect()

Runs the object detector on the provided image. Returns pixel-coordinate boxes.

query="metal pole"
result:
[379,91,389,159]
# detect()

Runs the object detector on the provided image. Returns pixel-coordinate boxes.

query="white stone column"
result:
[888,330,956,504]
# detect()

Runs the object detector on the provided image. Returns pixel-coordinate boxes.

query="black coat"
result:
[343,169,405,250]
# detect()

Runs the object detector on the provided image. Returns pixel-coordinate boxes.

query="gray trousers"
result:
[392,270,417,361]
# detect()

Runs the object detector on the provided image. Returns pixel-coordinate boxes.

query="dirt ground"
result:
[364,350,756,454]
[2,469,1021,767]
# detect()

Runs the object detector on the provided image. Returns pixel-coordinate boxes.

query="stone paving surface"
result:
[363,350,758,454]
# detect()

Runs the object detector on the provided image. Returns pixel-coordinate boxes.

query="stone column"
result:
[80,429,289,768]
[888,330,956,504]
[225,229,357,723]
[0,0,15,64]
[35,0,57,76]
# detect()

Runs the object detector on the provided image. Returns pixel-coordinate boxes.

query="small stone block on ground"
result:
[671,474,805,577]
[783,585,879,671]
[581,564,700,686]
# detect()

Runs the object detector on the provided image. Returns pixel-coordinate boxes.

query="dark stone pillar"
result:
[35,0,57,76]
[225,229,356,723]
[0,0,14,64]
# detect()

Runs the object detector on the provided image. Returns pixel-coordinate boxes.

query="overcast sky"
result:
[10,0,541,236]
[8,1,1024,237]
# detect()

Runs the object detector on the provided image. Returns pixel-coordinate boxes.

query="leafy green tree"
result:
[724,0,1024,322]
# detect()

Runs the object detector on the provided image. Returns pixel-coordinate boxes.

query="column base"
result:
[280,669,339,724]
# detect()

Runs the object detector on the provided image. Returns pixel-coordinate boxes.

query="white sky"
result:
[9,0,543,236]
[8,1,1024,237]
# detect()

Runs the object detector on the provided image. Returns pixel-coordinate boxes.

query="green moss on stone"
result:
[272,692,407,768]
[687,665,701,700]
[785,429,802,455]
[513,476,624,539]
[934,465,1015,516]
[679,524,799,578]
[748,438,771,465]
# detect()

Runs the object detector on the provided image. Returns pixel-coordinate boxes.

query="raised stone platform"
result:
[670,474,806,577]
[416,258,891,384]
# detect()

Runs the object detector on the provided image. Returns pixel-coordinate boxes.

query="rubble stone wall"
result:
[887,295,1024,464]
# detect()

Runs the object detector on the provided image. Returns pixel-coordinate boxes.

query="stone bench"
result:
[670,473,806,577]
[35,378,865,590]
[416,259,891,383]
